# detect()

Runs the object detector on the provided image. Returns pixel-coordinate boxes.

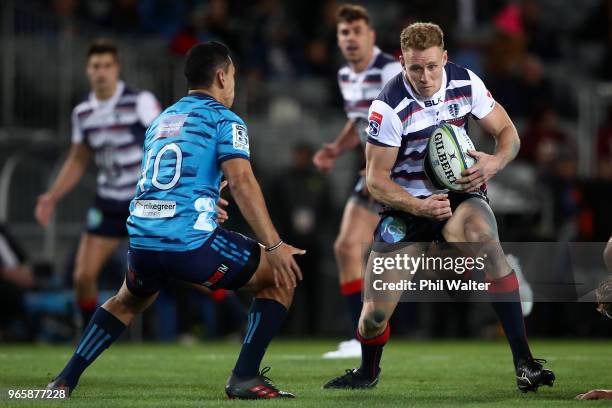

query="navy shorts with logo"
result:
[126,228,261,297]
[86,196,130,238]
[374,191,488,245]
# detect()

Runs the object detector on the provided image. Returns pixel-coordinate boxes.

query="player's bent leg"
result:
[442,197,554,392]
[102,280,159,325]
[226,247,296,399]
[325,200,379,358]
[73,234,122,325]
[323,247,403,390]
[48,280,158,395]
[335,200,379,284]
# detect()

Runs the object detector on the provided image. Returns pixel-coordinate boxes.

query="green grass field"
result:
[1,340,611,407]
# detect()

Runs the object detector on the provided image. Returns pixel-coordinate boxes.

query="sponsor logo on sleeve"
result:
[368,111,383,137]
[232,123,249,153]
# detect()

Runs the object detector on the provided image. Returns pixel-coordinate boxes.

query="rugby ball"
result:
[424,123,476,192]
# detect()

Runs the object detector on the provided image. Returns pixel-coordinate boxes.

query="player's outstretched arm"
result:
[313,119,361,172]
[457,103,520,192]
[365,143,451,221]
[34,144,92,228]
[221,157,305,288]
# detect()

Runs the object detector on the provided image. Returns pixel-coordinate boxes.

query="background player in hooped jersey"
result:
[313,4,402,359]
[323,23,555,391]
[34,39,161,327]
[47,42,305,400]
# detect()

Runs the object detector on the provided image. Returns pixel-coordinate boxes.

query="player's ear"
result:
[217,68,226,89]
[442,49,448,66]
[399,54,405,69]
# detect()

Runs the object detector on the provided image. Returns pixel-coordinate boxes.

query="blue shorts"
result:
[126,228,261,297]
[86,196,130,238]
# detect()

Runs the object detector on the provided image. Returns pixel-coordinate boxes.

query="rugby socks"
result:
[77,297,98,326]
[357,323,390,381]
[341,278,363,333]
[488,271,532,366]
[233,298,287,379]
[57,307,126,389]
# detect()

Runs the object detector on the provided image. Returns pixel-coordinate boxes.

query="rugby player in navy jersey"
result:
[313,4,402,359]
[46,41,305,400]
[34,39,161,327]
[323,22,555,392]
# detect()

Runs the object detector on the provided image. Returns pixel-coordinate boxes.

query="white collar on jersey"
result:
[401,67,447,107]
[88,80,125,109]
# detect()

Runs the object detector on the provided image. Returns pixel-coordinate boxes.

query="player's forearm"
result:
[331,120,361,155]
[493,125,520,169]
[46,154,89,202]
[367,173,420,215]
[228,174,281,247]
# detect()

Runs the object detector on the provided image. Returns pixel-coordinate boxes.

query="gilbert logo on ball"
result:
[424,123,476,192]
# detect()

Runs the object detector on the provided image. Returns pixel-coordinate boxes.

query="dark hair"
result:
[87,38,119,60]
[184,41,232,89]
[336,4,371,26]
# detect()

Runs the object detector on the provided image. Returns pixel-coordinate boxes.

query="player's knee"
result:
[360,309,387,337]
[464,222,497,243]
[110,290,143,316]
[334,237,358,261]
[255,285,294,309]
[72,267,96,290]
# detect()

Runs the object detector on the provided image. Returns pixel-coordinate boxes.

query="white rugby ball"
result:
[424,123,476,192]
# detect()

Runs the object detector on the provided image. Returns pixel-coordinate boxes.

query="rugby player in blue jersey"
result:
[47,42,305,400]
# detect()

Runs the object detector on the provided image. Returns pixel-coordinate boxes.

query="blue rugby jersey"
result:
[127,92,250,251]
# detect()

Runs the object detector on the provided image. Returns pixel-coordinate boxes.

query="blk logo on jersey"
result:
[424,96,443,107]
[368,111,383,137]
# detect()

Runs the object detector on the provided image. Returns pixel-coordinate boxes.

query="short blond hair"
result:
[400,22,444,51]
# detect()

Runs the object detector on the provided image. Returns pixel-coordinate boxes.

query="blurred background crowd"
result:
[0,0,611,343]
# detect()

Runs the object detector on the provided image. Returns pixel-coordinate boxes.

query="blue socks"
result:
[233,298,288,379]
[57,307,126,389]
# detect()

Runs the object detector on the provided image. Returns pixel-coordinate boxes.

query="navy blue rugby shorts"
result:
[126,228,261,297]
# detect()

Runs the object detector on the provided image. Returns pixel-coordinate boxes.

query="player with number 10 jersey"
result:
[127,92,249,251]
